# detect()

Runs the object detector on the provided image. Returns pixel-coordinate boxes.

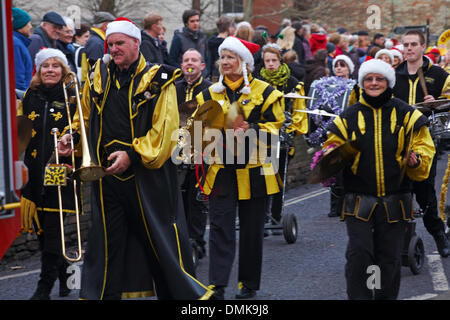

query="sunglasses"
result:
[335,61,348,68]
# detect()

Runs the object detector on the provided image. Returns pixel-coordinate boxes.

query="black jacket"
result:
[393,56,450,106]
[168,27,207,69]
[140,30,166,64]
[207,34,224,80]
[292,34,306,65]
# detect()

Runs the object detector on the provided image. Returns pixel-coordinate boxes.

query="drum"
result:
[429,113,450,149]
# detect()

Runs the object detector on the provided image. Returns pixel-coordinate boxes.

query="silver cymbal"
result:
[294,109,338,118]
[284,92,316,100]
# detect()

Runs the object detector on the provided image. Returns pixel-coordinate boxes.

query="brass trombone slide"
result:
[50,128,82,262]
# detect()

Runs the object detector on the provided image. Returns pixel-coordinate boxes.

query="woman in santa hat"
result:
[322,59,435,299]
[18,48,78,300]
[195,36,285,299]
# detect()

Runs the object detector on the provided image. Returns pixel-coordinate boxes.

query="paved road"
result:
[1,153,450,300]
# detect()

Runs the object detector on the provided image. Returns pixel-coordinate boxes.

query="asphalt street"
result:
[1,152,450,301]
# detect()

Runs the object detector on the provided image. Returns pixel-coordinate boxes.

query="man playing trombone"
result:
[58,17,212,300]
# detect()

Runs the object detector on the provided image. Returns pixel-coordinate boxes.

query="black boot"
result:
[235,284,257,299]
[209,285,225,300]
[433,230,450,258]
[30,253,59,300]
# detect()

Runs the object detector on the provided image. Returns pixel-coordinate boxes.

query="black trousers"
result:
[100,175,168,299]
[344,206,406,300]
[180,168,208,248]
[413,154,445,235]
[36,210,69,290]
[208,167,268,290]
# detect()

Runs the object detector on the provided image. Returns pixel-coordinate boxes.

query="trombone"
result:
[44,72,105,262]
[47,128,82,262]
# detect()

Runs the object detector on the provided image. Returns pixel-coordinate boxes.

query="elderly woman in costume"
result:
[18,48,77,300]
[196,36,285,299]
[258,43,308,230]
[322,59,435,299]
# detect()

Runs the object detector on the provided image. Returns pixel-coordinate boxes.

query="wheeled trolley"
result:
[264,144,299,244]
[401,220,425,275]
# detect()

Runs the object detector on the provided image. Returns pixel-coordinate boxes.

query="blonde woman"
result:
[18,48,77,300]
[196,36,285,299]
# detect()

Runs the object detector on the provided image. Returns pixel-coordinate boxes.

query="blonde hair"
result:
[218,49,252,75]
[234,21,254,42]
[277,26,296,51]
[29,57,72,90]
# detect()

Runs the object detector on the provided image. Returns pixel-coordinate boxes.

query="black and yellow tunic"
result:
[74,54,212,300]
[17,83,78,234]
[195,74,285,200]
[323,92,435,220]
[393,56,450,104]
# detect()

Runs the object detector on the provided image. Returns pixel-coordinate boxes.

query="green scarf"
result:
[260,63,291,88]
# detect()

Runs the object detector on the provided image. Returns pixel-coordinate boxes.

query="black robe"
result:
[78,54,212,300]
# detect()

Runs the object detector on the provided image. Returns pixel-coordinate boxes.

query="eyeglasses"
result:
[336,61,347,68]
[363,76,386,83]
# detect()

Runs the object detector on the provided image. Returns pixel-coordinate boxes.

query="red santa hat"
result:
[211,36,260,95]
[103,17,141,64]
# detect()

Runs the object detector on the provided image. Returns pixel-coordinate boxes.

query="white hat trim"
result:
[35,48,68,72]
[374,49,395,65]
[218,36,254,69]
[105,20,141,43]
[332,55,355,74]
[358,59,396,89]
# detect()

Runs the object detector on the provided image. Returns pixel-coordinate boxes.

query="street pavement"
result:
[1,152,450,301]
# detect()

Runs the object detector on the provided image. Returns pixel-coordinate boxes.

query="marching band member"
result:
[58,17,212,300]
[393,29,450,257]
[323,59,435,299]
[258,43,308,229]
[18,48,76,299]
[175,48,212,261]
[195,36,285,299]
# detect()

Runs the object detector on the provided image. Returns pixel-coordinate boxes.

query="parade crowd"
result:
[11,6,450,301]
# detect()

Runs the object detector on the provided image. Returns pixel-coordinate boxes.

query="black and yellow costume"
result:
[196,74,285,295]
[393,56,450,257]
[323,89,435,299]
[258,65,308,222]
[175,75,212,258]
[75,54,212,300]
[18,83,78,299]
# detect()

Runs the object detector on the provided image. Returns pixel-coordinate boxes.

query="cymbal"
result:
[179,99,197,127]
[17,115,33,156]
[308,140,360,184]
[193,100,224,130]
[294,109,338,118]
[284,92,316,100]
[414,99,450,109]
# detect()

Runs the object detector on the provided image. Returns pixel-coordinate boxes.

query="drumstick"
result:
[417,67,429,97]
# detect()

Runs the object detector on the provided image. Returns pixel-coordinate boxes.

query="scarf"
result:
[361,87,393,109]
[224,76,244,91]
[260,63,291,88]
